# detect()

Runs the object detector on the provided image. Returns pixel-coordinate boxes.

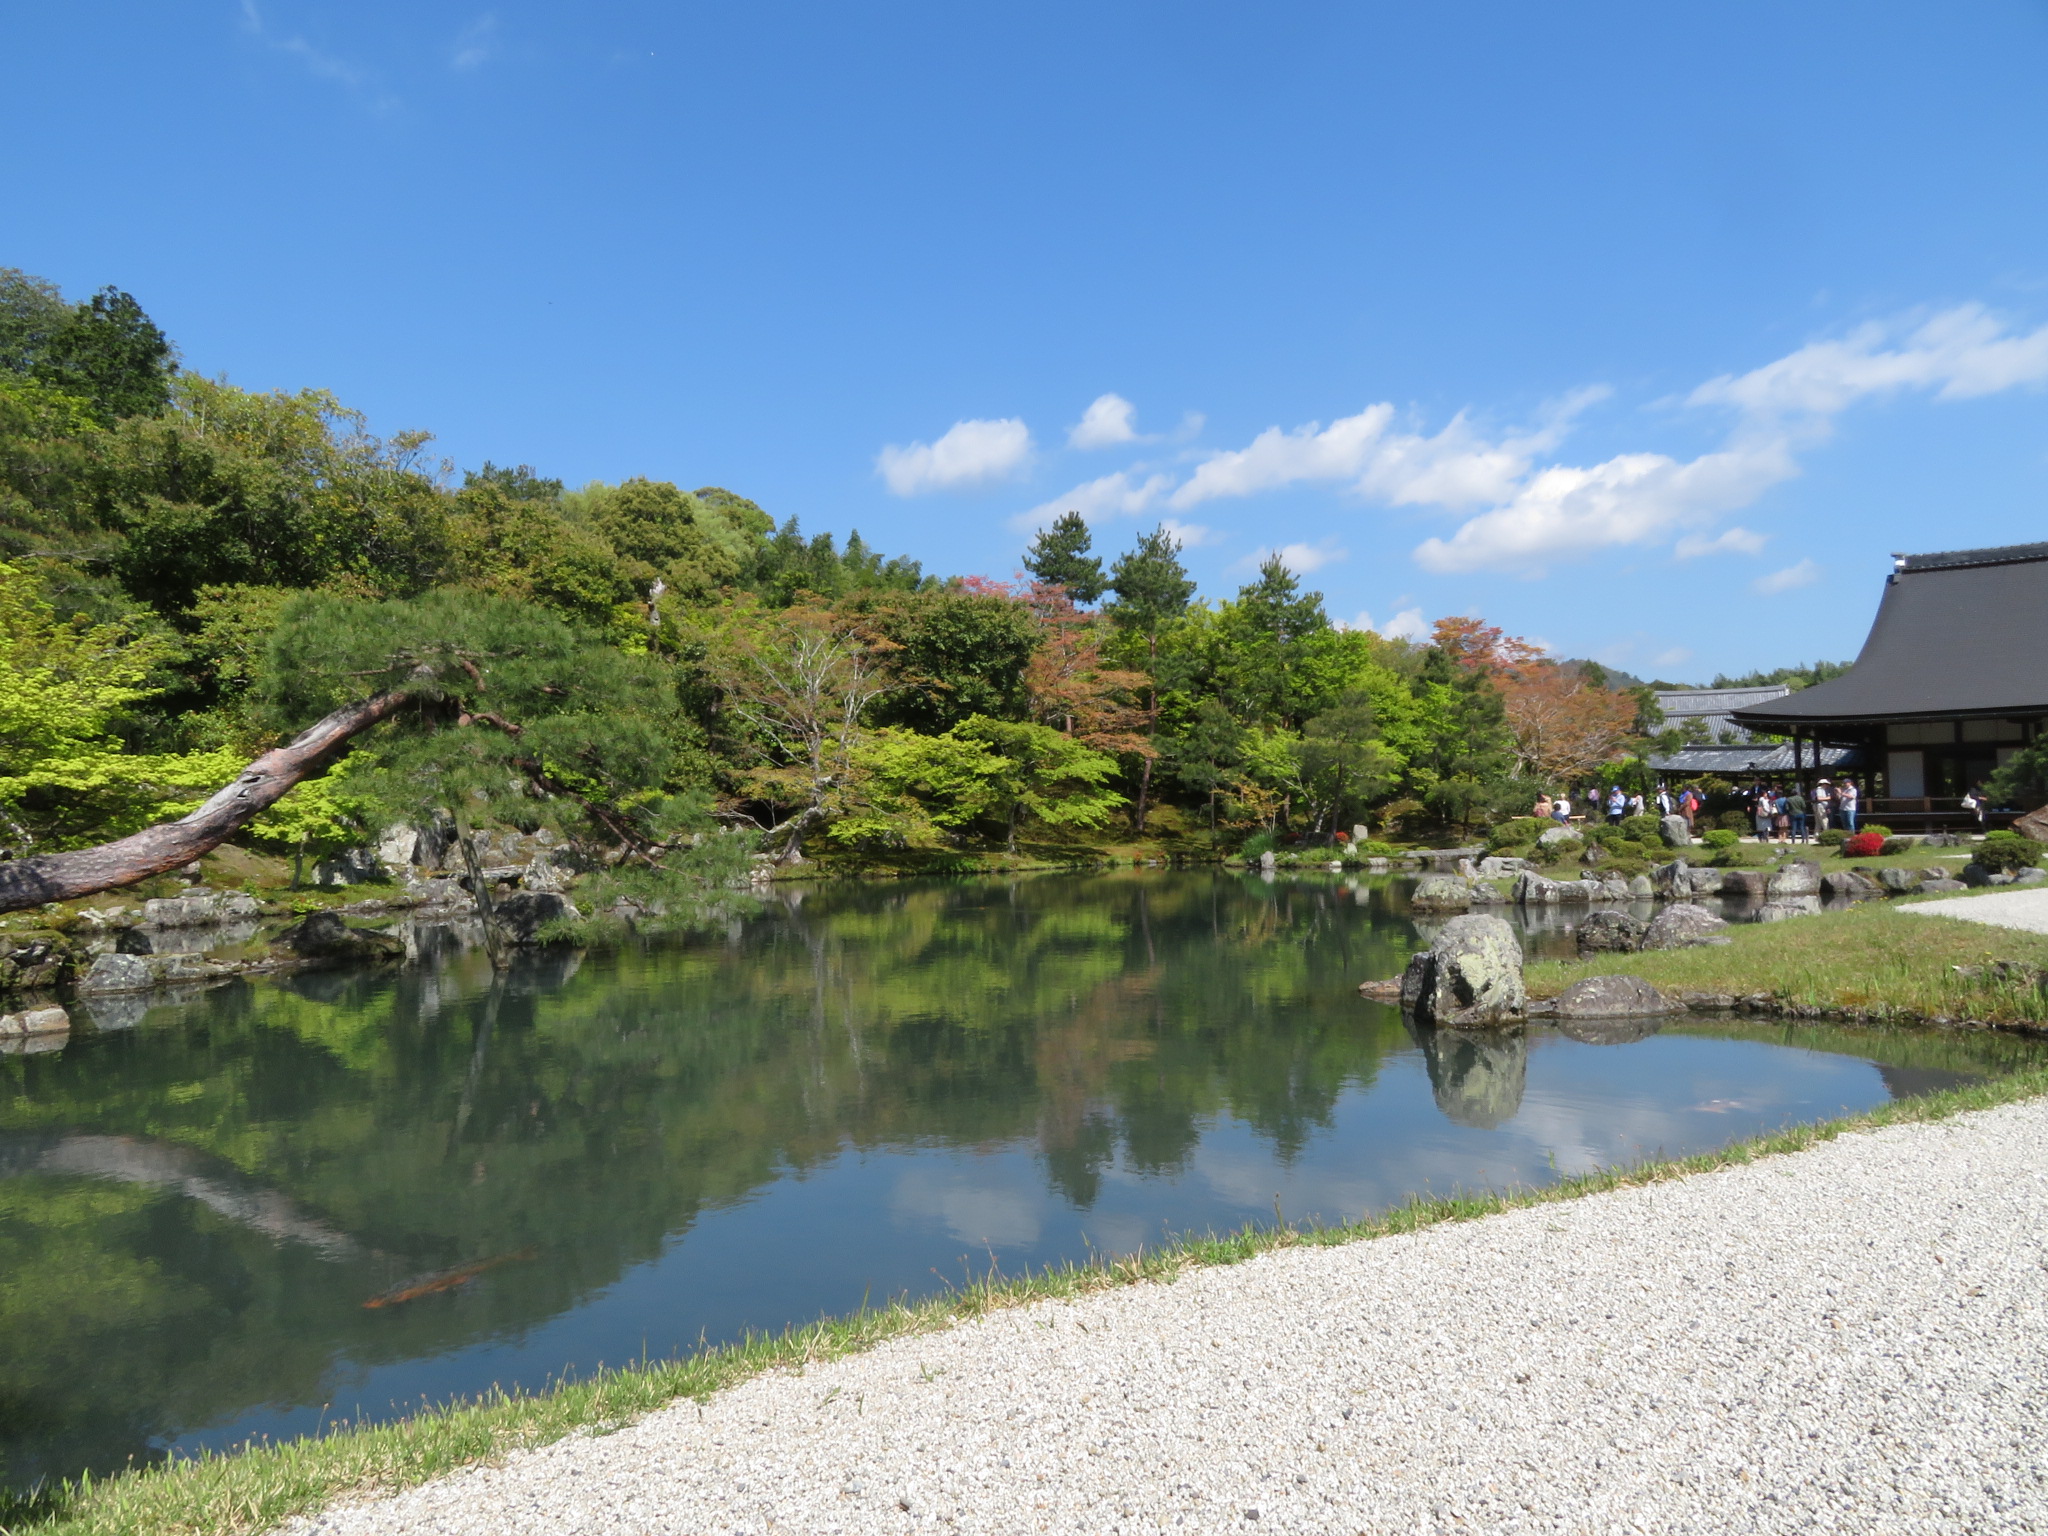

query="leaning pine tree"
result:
[0,591,724,915]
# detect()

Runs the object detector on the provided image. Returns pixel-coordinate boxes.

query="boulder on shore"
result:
[1820,869,1883,898]
[1411,874,1477,910]
[276,911,405,964]
[1551,974,1675,1019]
[489,891,582,946]
[1640,902,1729,951]
[1409,913,1526,1029]
[1575,910,1646,957]
[1766,860,1821,898]
[1879,867,1926,893]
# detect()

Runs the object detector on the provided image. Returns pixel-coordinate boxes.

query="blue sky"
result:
[8,2,2048,680]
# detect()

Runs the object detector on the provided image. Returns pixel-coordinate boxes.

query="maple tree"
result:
[1430,615,1639,786]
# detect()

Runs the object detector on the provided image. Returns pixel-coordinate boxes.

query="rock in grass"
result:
[1821,869,1883,897]
[1575,910,1646,957]
[1919,878,1967,892]
[1660,814,1692,847]
[1537,824,1582,848]
[1411,913,1526,1028]
[1640,903,1729,951]
[1552,974,1674,1019]
[1879,867,1926,893]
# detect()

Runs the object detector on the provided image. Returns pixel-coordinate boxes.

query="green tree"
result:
[1105,525,1197,829]
[34,286,175,423]
[950,714,1125,852]
[857,584,1039,735]
[1296,690,1397,834]
[1022,511,1106,604]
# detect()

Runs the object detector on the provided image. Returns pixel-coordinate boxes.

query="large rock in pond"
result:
[489,891,582,946]
[1821,869,1883,898]
[1513,871,1564,904]
[1575,910,1645,957]
[0,1004,70,1039]
[1409,913,1526,1028]
[1640,902,1730,951]
[77,952,159,995]
[1766,860,1821,898]
[1716,869,1769,900]
[1551,974,1675,1019]
[1554,1013,1663,1045]
[1659,815,1692,848]
[275,911,405,964]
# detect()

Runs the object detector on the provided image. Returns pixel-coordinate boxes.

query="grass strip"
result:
[9,1059,2048,1536]
[1526,899,2048,1026]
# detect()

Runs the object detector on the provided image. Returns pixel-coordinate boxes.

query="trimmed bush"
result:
[1861,824,1894,839]
[1841,830,1886,858]
[1975,830,2044,874]
[1618,814,1662,843]
[1354,841,1401,859]
[1879,838,1912,857]
[1816,828,1849,847]
[1701,828,1741,850]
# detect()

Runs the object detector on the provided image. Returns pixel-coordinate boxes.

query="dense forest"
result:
[0,267,1710,889]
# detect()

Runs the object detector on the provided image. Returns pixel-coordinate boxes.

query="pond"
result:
[1,870,2037,1491]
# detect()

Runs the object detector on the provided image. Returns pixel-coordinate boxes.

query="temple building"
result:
[1728,540,2048,832]
[1645,683,1861,779]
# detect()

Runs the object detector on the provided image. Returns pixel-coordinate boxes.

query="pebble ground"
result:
[300,1100,2048,1535]
[1904,888,2048,936]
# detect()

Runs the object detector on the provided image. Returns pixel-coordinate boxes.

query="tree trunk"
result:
[0,688,414,916]
[1133,755,1154,835]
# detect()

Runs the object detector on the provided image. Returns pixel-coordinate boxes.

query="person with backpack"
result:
[1787,787,1809,842]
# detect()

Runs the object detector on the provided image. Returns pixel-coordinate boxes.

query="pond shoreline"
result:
[14,1065,2047,1536]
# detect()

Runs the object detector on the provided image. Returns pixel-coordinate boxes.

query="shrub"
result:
[1353,840,1401,859]
[1487,816,1549,850]
[1861,824,1894,839]
[1879,837,1912,857]
[1841,830,1886,858]
[1239,831,1277,860]
[1701,828,1741,850]
[1816,828,1849,847]
[1975,830,2044,874]
[1618,814,1663,843]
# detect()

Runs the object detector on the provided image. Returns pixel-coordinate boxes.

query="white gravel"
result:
[301,1100,2048,1536]
[1903,888,2048,936]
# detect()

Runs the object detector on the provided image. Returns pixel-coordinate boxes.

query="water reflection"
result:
[0,870,2035,1491]
[1414,1025,1528,1129]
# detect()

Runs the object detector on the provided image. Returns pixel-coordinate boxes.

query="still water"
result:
[1,871,2036,1489]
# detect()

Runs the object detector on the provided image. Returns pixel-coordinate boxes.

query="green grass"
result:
[1527,899,2048,1026]
[10,1061,2048,1536]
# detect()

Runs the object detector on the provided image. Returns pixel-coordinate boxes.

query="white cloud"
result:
[1753,558,1821,594]
[1674,526,1768,559]
[1690,305,2048,417]
[1155,516,1220,548]
[1010,469,1172,531]
[877,418,1032,495]
[1412,433,1798,575]
[1652,647,1694,669]
[240,0,391,104]
[1068,393,1139,449]
[1241,540,1346,576]
[1168,388,1604,514]
[451,14,497,70]
[1349,606,1429,641]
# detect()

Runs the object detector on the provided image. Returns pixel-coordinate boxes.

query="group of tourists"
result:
[1530,777,1864,842]
[1738,778,1860,842]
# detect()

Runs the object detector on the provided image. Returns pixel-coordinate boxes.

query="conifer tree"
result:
[1022,511,1106,604]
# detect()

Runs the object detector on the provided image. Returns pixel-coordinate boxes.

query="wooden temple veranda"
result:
[1727,540,2048,833]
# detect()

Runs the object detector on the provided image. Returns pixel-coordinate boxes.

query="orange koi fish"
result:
[363,1246,537,1309]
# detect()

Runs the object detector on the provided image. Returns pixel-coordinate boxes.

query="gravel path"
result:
[1903,888,2048,936]
[302,1101,2048,1536]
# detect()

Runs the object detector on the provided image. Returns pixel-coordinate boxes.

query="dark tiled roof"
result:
[1648,744,1865,774]
[1653,685,1790,744]
[1733,541,2048,727]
